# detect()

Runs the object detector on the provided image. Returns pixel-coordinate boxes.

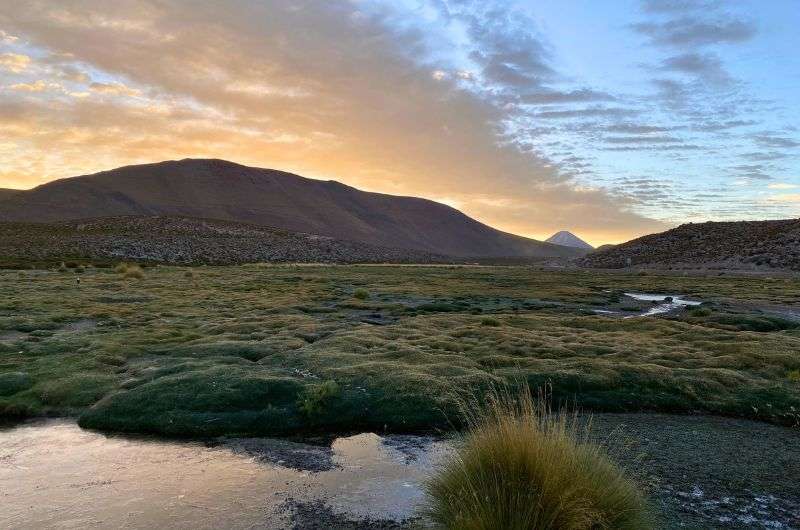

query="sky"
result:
[0,0,798,246]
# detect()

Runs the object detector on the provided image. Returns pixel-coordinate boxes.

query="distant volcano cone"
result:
[546,231,594,250]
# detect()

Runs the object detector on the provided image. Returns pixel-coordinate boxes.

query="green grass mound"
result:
[79,366,305,437]
[424,390,653,530]
[0,371,32,396]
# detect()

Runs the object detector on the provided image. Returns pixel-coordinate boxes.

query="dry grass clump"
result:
[424,389,652,530]
[115,262,145,279]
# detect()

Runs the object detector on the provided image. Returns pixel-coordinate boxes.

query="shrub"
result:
[114,263,129,274]
[184,270,196,280]
[424,389,652,530]
[122,264,145,279]
[789,370,800,383]
[298,380,341,418]
[480,317,501,327]
[57,262,68,272]
[353,288,370,300]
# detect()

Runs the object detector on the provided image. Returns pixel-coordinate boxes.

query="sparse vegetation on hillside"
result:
[0,216,454,268]
[1,265,799,435]
[582,218,800,271]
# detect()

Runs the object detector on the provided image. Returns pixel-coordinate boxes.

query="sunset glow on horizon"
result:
[1,1,798,246]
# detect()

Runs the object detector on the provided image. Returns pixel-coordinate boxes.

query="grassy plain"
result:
[0,264,799,436]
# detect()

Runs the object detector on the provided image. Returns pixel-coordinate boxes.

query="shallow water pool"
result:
[0,420,449,529]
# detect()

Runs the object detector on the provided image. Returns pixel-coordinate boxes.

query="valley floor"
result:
[1,264,799,528]
[2,264,799,434]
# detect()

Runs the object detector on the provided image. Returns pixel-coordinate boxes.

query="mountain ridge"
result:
[0,159,585,259]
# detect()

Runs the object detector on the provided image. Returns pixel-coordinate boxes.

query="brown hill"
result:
[0,159,582,259]
[0,216,454,266]
[580,219,800,271]
[0,188,21,201]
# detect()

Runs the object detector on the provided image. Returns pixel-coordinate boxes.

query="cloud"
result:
[659,52,731,85]
[632,16,756,47]
[89,81,141,97]
[0,52,31,73]
[741,151,790,162]
[767,194,800,203]
[603,144,703,151]
[640,0,713,13]
[0,30,19,43]
[604,123,675,134]
[7,80,50,92]
[753,134,800,149]
[692,119,756,132]
[456,4,556,90]
[604,135,682,144]
[518,88,616,104]
[0,0,666,244]
[533,107,639,119]
[768,183,798,190]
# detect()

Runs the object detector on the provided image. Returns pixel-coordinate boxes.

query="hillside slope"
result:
[0,216,453,266]
[580,219,800,271]
[0,188,21,202]
[0,159,582,259]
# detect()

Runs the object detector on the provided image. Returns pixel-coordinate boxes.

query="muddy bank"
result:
[589,414,800,529]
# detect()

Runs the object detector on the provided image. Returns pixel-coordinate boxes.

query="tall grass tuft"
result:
[424,388,653,530]
[116,262,145,279]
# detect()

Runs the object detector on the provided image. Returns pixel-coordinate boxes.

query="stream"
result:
[624,292,702,316]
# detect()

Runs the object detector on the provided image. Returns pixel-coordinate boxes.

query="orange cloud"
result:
[0,1,668,245]
[0,52,30,73]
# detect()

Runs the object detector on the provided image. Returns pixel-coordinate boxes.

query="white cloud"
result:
[767,193,800,203]
[0,30,19,43]
[0,52,31,73]
[89,82,141,97]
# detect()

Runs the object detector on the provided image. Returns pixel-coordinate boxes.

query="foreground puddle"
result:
[0,420,449,529]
